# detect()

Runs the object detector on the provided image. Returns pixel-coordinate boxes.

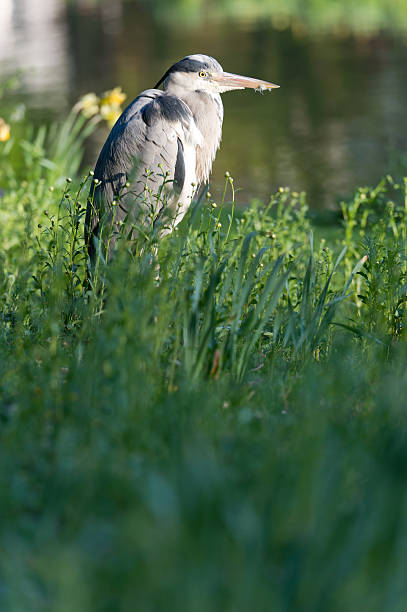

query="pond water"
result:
[1,0,407,209]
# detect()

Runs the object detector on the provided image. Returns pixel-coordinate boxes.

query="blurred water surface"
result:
[1,0,407,208]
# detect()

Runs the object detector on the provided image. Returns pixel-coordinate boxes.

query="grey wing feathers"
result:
[85,89,193,259]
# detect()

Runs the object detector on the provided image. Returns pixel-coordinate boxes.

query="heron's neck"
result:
[170,88,224,184]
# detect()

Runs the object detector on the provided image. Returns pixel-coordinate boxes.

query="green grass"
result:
[2,102,407,611]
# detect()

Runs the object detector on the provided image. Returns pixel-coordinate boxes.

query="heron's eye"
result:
[199,70,208,78]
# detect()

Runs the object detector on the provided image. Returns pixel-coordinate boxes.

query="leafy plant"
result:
[2,91,407,612]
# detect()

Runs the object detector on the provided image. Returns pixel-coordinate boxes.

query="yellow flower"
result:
[100,104,122,128]
[74,86,127,128]
[76,92,100,118]
[100,86,126,108]
[99,87,127,127]
[0,117,10,142]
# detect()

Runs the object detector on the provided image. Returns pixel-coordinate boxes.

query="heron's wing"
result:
[85,89,200,252]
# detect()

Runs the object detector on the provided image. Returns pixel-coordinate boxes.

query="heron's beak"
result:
[212,71,280,92]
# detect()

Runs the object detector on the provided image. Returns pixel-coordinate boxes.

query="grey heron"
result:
[85,54,279,260]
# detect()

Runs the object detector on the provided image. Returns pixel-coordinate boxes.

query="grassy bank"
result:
[141,0,407,35]
[1,103,407,610]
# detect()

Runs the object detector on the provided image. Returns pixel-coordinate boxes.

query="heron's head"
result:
[155,54,279,95]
